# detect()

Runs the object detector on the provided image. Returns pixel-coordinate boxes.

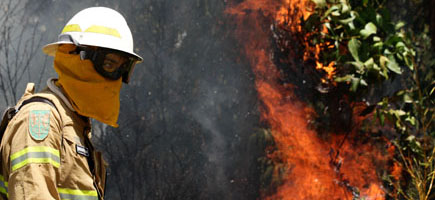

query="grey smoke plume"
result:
[192,83,231,198]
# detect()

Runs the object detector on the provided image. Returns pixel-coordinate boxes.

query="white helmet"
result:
[43,7,143,83]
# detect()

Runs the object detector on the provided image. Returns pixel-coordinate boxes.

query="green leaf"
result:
[351,77,360,91]
[348,22,355,30]
[311,0,327,8]
[397,53,404,61]
[360,79,368,86]
[364,57,380,71]
[372,63,380,71]
[364,57,374,68]
[360,22,377,39]
[379,56,389,69]
[384,48,392,55]
[349,61,364,74]
[338,15,355,24]
[331,10,341,16]
[395,41,406,52]
[339,0,350,13]
[395,21,405,30]
[348,38,361,61]
[403,51,414,70]
[380,70,389,79]
[335,74,353,82]
[373,42,383,49]
[396,90,405,96]
[323,5,340,19]
[325,22,331,31]
[379,56,389,78]
[406,135,416,142]
[376,13,383,26]
[377,110,385,126]
[403,93,413,103]
[385,36,402,46]
[362,0,368,6]
[387,55,402,74]
[405,116,416,125]
[394,109,406,117]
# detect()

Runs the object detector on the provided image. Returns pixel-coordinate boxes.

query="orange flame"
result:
[228,0,390,199]
[312,36,337,84]
[314,41,336,83]
[275,0,312,24]
[276,0,337,83]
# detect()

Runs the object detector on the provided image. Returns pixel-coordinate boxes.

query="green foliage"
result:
[303,0,414,92]
[376,28,435,199]
[250,129,287,197]
[305,0,434,199]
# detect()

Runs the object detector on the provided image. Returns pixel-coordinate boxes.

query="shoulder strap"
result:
[0,96,59,140]
[18,97,58,112]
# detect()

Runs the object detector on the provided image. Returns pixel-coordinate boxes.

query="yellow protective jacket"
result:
[0,81,107,200]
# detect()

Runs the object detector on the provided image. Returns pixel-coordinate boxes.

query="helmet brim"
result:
[42,41,144,63]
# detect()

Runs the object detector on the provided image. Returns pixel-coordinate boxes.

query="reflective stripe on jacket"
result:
[0,82,107,200]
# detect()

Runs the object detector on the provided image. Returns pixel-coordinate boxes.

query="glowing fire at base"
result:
[228,0,389,199]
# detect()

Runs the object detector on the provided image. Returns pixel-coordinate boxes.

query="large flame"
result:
[228,0,390,199]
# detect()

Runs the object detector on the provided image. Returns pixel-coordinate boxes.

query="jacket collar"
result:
[47,77,76,112]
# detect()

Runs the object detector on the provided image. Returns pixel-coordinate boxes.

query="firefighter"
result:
[0,7,142,200]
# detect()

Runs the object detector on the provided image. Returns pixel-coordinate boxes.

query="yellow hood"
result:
[54,45,122,127]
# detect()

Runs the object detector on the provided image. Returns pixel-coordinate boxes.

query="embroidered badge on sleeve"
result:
[29,110,50,140]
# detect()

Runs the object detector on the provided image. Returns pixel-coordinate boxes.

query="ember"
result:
[227,0,391,199]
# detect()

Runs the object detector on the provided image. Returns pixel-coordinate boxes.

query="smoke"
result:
[192,95,229,197]
[191,81,238,198]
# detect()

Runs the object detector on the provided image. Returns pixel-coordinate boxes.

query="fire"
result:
[227,0,390,199]
[275,0,312,25]
[276,0,337,83]
[316,61,336,83]
[314,42,336,83]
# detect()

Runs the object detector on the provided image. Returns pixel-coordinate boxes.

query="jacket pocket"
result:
[60,125,93,184]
